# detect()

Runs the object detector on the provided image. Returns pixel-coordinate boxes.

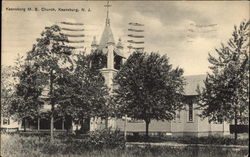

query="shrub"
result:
[180,136,249,145]
[86,127,125,149]
[1,133,248,157]
[126,134,249,145]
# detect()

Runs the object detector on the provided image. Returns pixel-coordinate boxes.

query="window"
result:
[188,103,193,122]
[3,118,10,125]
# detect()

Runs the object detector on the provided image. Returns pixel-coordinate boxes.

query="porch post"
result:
[38,117,40,131]
[124,115,127,141]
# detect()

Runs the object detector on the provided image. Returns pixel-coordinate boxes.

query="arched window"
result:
[188,102,193,122]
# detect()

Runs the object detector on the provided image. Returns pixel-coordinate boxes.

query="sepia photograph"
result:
[1,0,249,157]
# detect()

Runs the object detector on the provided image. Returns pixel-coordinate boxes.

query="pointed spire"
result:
[116,38,123,49]
[91,36,98,47]
[98,1,115,50]
[104,1,112,26]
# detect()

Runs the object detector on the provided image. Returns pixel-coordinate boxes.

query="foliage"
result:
[55,53,109,123]
[9,60,44,121]
[1,133,248,157]
[9,25,73,137]
[127,134,249,145]
[1,66,15,117]
[197,20,249,127]
[114,51,185,136]
[88,49,107,69]
[87,128,125,149]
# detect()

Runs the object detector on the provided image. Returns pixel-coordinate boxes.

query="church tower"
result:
[90,1,125,90]
[90,1,125,130]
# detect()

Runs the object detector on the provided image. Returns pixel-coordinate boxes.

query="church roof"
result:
[98,25,115,50]
[183,74,206,95]
[114,48,125,58]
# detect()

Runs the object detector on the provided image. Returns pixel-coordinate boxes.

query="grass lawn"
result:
[0,133,248,157]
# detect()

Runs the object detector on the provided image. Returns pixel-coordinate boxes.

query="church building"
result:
[87,2,230,137]
[1,2,230,137]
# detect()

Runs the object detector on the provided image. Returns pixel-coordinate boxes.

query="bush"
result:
[1,129,125,156]
[180,136,249,145]
[86,128,125,149]
[126,134,249,145]
[1,133,248,157]
[230,125,249,133]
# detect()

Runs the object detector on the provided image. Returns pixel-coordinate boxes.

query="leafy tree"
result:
[1,65,15,118]
[10,60,43,131]
[25,25,73,141]
[114,51,185,137]
[55,53,109,133]
[89,49,107,69]
[197,20,249,140]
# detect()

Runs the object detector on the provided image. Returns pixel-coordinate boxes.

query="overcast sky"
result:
[2,1,249,75]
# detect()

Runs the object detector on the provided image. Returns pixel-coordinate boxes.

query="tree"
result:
[114,51,185,138]
[1,65,15,118]
[10,60,43,131]
[26,25,73,141]
[54,52,109,133]
[197,20,249,140]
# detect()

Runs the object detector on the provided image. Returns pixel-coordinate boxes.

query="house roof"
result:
[183,74,206,95]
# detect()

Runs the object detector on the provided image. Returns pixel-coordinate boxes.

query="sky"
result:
[2,1,249,75]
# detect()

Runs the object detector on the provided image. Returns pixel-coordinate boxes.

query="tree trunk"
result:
[234,107,238,143]
[37,117,40,132]
[62,117,64,130]
[50,114,54,142]
[145,119,150,140]
[234,117,238,142]
[50,69,55,142]
[105,117,108,129]
[23,118,27,132]
[80,118,90,134]
[124,115,127,141]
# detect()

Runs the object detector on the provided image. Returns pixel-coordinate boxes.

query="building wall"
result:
[197,109,230,136]
[90,101,229,136]
[112,118,171,133]
[1,117,19,129]
[171,110,184,133]
[171,103,230,137]
[183,103,199,132]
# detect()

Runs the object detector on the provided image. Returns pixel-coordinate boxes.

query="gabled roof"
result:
[183,74,206,95]
[98,25,115,50]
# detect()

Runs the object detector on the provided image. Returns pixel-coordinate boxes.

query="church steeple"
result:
[104,1,112,26]
[93,1,125,70]
[98,1,115,50]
